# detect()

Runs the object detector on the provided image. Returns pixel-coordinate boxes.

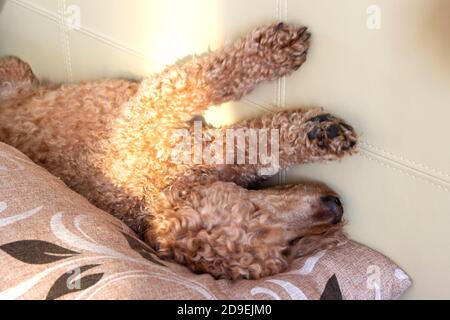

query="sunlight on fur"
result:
[0,23,357,280]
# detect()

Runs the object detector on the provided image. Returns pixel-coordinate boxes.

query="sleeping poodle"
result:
[0,22,357,280]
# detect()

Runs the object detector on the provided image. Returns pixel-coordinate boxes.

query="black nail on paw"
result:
[298,27,307,35]
[307,114,332,123]
[342,141,357,151]
[340,122,354,132]
[326,125,341,139]
[302,32,311,41]
[276,22,285,31]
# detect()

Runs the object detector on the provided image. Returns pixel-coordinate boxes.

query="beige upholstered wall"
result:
[1,0,449,299]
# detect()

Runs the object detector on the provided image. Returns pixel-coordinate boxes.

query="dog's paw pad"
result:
[306,114,357,154]
[326,124,341,139]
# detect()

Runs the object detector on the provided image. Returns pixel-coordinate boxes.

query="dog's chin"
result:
[286,222,348,259]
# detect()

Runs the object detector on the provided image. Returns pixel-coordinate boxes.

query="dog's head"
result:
[254,182,348,259]
[149,180,348,280]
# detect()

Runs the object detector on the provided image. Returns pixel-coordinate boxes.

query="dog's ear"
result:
[0,127,9,141]
[289,224,348,258]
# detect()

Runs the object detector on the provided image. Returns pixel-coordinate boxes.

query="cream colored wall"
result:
[1,0,449,299]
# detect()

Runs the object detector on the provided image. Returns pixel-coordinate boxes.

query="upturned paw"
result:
[305,114,358,156]
[250,22,311,77]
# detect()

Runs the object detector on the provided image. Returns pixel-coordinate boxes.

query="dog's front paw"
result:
[305,114,358,157]
[250,22,311,77]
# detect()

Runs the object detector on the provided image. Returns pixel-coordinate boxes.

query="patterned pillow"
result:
[0,142,411,300]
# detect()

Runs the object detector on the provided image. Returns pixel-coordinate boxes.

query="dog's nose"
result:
[321,196,344,224]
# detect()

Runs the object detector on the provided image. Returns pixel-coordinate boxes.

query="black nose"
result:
[321,196,344,224]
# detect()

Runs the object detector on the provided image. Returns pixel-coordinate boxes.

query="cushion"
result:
[0,142,411,300]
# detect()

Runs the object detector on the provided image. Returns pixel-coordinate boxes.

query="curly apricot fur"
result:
[0,23,356,279]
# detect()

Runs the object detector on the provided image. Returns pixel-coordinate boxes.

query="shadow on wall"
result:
[0,0,5,13]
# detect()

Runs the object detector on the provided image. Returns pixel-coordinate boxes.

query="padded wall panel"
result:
[0,0,66,81]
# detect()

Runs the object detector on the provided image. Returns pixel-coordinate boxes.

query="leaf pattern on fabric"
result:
[250,287,282,300]
[289,250,327,275]
[395,268,409,281]
[0,153,24,172]
[46,264,104,300]
[320,274,343,300]
[0,240,79,264]
[121,232,166,267]
[0,203,43,228]
[266,280,308,300]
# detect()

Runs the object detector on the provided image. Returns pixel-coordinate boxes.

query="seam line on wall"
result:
[57,0,73,82]
[8,0,450,192]
[10,0,150,62]
[359,146,450,190]
[360,141,450,180]
[359,150,449,193]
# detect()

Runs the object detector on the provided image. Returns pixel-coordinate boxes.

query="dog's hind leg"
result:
[136,23,310,123]
[193,108,358,187]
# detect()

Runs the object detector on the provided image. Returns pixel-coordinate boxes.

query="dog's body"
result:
[0,23,357,280]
